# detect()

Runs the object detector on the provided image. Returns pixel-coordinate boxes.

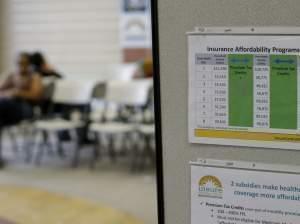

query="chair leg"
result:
[35,130,46,166]
[120,133,129,156]
[90,132,101,169]
[119,134,126,156]
[139,135,153,170]
[70,129,80,168]
[44,132,55,156]
[24,127,35,163]
[108,134,116,163]
[131,138,140,172]
[24,144,32,163]
[148,135,156,166]
[8,129,19,156]
[55,132,66,159]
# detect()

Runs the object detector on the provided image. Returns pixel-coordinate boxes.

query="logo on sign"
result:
[198,175,223,199]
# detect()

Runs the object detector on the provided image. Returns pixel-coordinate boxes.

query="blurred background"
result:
[0,1,156,224]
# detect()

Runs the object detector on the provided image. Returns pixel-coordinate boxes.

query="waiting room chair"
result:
[4,78,56,162]
[89,79,153,169]
[33,79,95,167]
[132,84,155,171]
[134,123,155,171]
[105,63,139,81]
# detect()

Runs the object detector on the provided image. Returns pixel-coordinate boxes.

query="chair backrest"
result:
[105,79,153,107]
[42,79,55,100]
[106,63,138,81]
[52,79,95,105]
[92,82,106,99]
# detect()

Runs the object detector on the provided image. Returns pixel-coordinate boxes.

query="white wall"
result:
[0,1,3,71]
[0,0,7,72]
[3,0,121,79]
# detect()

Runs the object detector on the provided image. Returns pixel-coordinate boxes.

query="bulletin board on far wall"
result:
[152,0,300,223]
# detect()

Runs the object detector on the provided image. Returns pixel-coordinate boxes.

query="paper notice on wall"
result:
[188,33,300,149]
[191,161,300,224]
[120,0,152,48]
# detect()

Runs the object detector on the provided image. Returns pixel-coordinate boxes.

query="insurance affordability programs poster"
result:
[188,34,300,149]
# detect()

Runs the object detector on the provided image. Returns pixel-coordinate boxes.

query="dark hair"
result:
[31,52,46,69]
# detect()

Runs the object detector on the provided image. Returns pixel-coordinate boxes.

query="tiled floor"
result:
[0,139,158,224]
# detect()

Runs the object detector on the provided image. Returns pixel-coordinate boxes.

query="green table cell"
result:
[228,54,254,127]
[270,55,297,129]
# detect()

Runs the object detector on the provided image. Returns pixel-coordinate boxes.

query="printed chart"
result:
[188,35,300,149]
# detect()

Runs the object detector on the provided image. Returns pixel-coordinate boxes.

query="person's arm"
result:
[15,74,43,101]
[0,75,15,98]
[0,74,13,91]
[47,70,62,79]
[43,64,63,79]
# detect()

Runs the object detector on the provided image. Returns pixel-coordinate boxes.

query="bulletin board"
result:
[151,1,300,224]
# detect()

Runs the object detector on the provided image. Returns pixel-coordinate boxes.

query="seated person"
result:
[142,57,153,78]
[134,56,153,79]
[0,53,43,126]
[30,52,63,79]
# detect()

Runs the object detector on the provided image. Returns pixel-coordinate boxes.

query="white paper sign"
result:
[188,33,300,149]
[120,0,152,48]
[191,161,300,224]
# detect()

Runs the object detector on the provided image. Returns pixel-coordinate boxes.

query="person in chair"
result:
[0,52,43,167]
[0,52,43,126]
